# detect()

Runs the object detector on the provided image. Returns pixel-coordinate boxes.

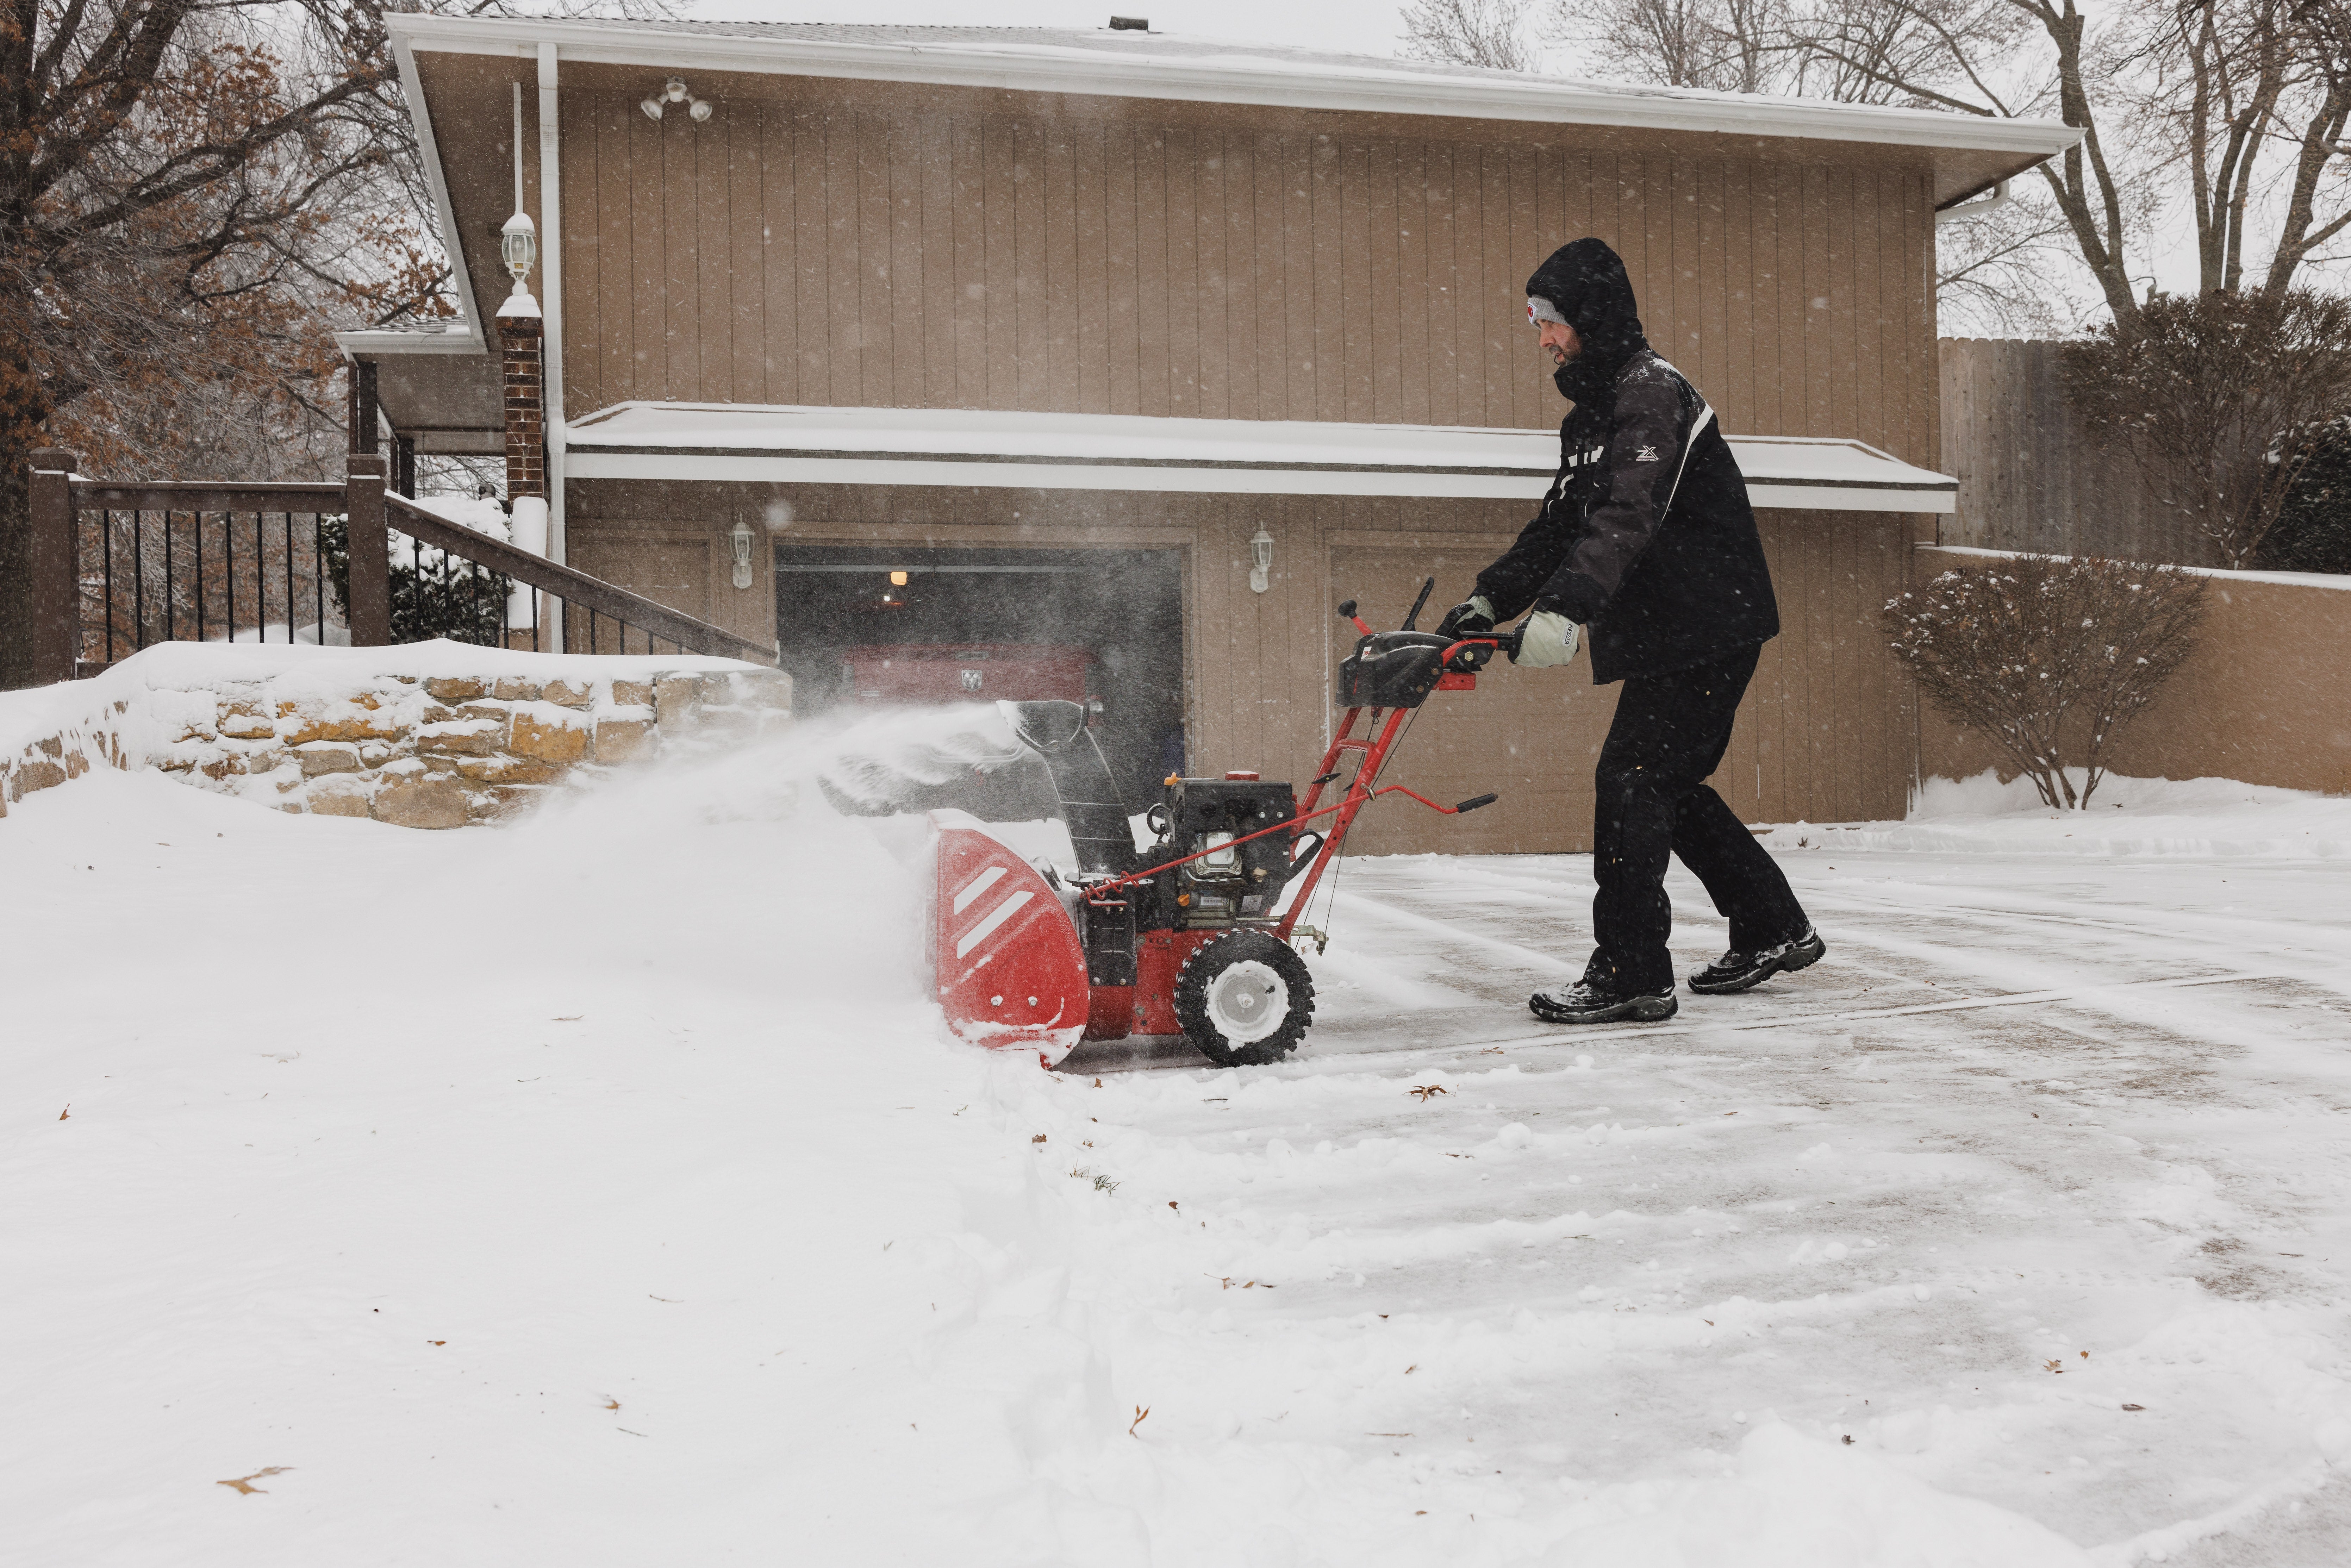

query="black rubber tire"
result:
[1174,930,1317,1068]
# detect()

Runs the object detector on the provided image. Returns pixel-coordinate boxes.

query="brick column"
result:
[499,307,546,502]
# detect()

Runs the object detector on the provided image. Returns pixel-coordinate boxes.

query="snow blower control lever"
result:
[923,575,1516,1070]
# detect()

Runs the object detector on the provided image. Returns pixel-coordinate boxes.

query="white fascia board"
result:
[333,328,488,360]
[385,15,2080,162]
[564,407,1957,511]
[564,450,1549,499]
[392,31,485,346]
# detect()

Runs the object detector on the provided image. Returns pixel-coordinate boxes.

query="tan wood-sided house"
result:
[340,18,2077,852]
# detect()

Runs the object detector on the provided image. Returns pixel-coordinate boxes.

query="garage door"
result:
[1326,544,1619,856]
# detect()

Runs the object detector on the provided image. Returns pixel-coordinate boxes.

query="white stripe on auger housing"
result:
[953,864,1008,916]
[955,891,1034,959]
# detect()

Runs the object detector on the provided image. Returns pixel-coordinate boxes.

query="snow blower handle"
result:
[1400,576,1436,632]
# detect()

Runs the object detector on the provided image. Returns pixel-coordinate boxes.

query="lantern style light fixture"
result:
[1248,527,1275,593]
[500,210,537,301]
[498,82,537,309]
[730,519,756,589]
[642,77,713,122]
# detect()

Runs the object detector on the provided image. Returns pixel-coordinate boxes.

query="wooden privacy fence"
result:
[10,449,777,685]
[1938,338,2220,568]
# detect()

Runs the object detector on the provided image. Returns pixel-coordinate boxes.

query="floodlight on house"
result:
[642,77,712,122]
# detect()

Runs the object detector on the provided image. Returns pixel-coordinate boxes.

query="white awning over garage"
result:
[563,402,1957,514]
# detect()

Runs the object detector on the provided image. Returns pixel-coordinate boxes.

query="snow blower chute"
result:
[924,578,1520,1068]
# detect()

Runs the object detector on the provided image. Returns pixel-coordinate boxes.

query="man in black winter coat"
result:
[1435,238,1824,1024]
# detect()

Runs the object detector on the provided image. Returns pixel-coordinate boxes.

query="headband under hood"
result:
[1526,238,1648,405]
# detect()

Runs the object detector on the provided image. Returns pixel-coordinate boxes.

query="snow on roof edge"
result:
[387,15,2079,162]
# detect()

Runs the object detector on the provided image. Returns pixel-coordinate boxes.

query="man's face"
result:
[1539,318,1581,368]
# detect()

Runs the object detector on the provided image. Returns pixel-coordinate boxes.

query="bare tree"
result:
[1401,0,1538,71]
[2062,287,2351,567]
[1884,554,2210,808]
[1546,0,1793,92]
[1935,186,2081,334]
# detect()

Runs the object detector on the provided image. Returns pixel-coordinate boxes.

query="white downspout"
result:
[538,41,567,585]
[1935,178,2011,225]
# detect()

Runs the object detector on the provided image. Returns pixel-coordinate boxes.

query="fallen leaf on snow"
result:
[1409,1085,1449,1101]
[216,1467,291,1495]
[1128,1405,1150,1436]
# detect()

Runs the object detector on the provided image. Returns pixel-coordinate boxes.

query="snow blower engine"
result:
[924,577,1521,1069]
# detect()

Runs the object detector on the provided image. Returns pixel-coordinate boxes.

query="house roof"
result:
[562,402,1958,513]
[389,16,2077,199]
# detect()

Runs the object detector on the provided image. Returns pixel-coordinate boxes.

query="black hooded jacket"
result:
[1473,238,1779,684]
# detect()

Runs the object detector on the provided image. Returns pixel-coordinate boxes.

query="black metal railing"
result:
[13,452,779,687]
[71,484,349,675]
[383,493,774,662]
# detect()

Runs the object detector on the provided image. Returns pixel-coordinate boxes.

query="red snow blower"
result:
[924,577,1521,1069]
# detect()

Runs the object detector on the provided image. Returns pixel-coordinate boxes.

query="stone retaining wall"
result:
[1,645,790,828]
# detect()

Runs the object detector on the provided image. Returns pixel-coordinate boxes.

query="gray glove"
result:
[1434,595,1495,638]
[1509,610,1581,668]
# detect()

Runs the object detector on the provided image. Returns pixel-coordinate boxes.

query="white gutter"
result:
[333,326,485,358]
[383,15,2081,162]
[538,40,566,574]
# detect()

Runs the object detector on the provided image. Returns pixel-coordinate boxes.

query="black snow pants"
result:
[1584,643,1809,993]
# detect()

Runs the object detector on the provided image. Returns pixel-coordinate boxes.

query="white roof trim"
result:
[386,16,2078,162]
[334,326,488,360]
[563,402,1956,513]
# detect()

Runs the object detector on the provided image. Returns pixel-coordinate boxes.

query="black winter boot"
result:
[1528,980,1679,1025]
[1687,927,1826,995]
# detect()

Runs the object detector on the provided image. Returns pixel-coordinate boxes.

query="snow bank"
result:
[1752,770,2351,858]
[0,642,779,825]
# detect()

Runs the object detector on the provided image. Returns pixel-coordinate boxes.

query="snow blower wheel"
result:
[1175,931,1316,1068]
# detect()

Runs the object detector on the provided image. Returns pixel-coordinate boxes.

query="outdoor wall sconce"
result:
[642,77,713,122]
[500,210,536,300]
[500,83,536,305]
[1249,527,1274,593]
[730,519,755,589]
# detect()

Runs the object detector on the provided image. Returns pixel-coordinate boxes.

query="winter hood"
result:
[1526,238,1649,405]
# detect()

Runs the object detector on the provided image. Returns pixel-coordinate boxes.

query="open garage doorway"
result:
[775,544,1186,807]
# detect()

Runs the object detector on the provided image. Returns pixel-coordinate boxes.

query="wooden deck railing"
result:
[6,449,776,686]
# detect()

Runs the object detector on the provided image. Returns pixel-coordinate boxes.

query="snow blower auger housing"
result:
[927,577,1519,1069]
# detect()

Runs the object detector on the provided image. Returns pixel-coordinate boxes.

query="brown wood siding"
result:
[568,478,1916,845]
[556,86,1937,464]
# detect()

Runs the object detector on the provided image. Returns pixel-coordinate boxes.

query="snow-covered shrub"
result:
[2061,288,2351,568]
[1883,555,2208,809]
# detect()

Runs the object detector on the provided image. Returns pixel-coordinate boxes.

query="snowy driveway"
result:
[5,761,2350,1566]
[1035,835,2351,1564]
